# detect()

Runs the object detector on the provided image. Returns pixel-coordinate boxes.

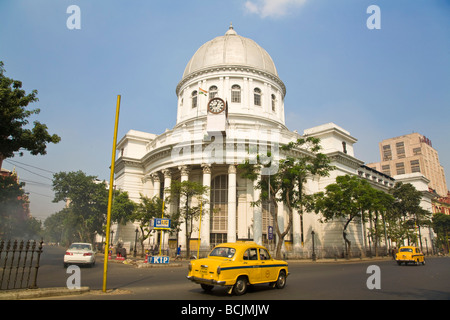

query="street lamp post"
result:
[134,228,138,257]
[311,230,316,261]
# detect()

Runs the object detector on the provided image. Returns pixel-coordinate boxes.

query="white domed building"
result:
[112,25,434,258]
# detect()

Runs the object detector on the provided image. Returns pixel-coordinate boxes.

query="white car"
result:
[64,243,96,267]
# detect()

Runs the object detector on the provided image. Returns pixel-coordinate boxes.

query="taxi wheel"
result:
[233,276,248,296]
[275,271,286,289]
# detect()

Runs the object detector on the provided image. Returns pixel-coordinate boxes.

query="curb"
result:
[0,286,90,300]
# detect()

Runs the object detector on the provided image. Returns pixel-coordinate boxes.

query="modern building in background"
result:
[367,133,448,197]
[111,26,435,258]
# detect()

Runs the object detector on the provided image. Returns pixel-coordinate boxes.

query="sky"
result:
[1,0,449,221]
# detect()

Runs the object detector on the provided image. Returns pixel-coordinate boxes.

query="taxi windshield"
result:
[209,247,236,258]
[399,248,413,253]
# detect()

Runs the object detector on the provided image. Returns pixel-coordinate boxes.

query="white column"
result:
[277,196,286,254]
[292,208,302,253]
[201,164,211,251]
[228,164,237,243]
[149,173,161,248]
[253,176,262,245]
[162,169,172,252]
[177,166,189,250]
[151,173,161,198]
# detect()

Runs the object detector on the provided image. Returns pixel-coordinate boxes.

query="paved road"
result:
[35,245,450,300]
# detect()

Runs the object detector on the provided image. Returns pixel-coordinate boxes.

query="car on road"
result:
[395,246,425,266]
[64,243,96,267]
[187,241,288,295]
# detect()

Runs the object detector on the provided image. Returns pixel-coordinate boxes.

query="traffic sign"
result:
[151,256,169,264]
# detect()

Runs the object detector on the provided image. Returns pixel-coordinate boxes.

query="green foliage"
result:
[0,174,28,238]
[387,182,432,247]
[312,175,431,257]
[166,180,209,258]
[0,61,60,165]
[133,195,165,256]
[48,170,134,245]
[432,213,450,253]
[239,136,334,259]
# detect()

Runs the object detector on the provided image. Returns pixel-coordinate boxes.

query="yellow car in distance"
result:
[395,246,425,266]
[187,242,288,295]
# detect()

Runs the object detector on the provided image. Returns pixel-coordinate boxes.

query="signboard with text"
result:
[151,256,169,264]
[153,218,171,230]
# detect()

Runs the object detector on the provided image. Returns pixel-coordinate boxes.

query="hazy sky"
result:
[1,0,449,221]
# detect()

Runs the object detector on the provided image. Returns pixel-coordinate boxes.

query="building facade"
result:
[112,26,435,258]
[368,133,448,197]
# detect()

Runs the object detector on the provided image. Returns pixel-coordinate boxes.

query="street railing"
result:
[0,239,43,290]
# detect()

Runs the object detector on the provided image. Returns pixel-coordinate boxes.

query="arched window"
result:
[254,88,262,106]
[209,85,218,99]
[191,90,197,108]
[231,85,241,103]
[271,94,276,111]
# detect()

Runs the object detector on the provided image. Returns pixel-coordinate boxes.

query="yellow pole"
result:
[102,95,121,293]
[197,201,202,259]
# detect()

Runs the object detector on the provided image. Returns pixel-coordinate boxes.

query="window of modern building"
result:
[254,88,261,106]
[231,85,241,103]
[410,160,421,173]
[396,141,405,158]
[396,162,405,175]
[383,145,392,161]
[413,147,421,155]
[381,165,391,176]
[191,90,197,108]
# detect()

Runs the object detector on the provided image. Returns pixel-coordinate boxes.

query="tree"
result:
[166,180,209,259]
[0,173,29,238]
[49,171,135,245]
[52,171,108,244]
[0,61,60,169]
[313,175,374,258]
[432,213,450,254]
[390,182,432,249]
[111,191,136,226]
[367,188,394,256]
[239,136,333,259]
[133,195,165,257]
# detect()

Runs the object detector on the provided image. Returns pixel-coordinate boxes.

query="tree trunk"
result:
[343,217,354,259]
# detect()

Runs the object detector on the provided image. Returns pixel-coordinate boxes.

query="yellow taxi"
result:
[395,246,425,266]
[187,242,288,295]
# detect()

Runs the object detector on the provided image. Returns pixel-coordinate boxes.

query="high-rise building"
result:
[368,133,448,196]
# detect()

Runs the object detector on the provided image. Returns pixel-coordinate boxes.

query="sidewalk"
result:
[0,286,90,300]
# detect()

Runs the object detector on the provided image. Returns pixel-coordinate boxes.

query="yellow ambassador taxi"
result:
[187,242,288,295]
[395,246,425,266]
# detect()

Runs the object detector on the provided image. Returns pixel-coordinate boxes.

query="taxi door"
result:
[242,248,261,283]
[259,248,275,282]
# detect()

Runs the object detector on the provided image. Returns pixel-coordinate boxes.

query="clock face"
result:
[208,97,225,114]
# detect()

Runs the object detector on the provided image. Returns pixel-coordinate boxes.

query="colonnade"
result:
[148,163,307,254]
